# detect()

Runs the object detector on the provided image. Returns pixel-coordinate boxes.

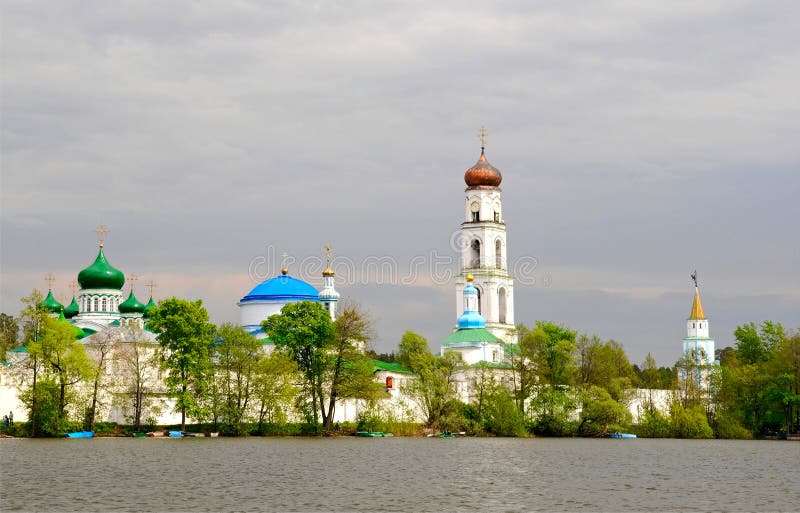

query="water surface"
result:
[3,437,798,512]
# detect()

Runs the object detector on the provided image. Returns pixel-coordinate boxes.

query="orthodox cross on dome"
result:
[128,273,138,292]
[325,245,332,268]
[146,280,156,298]
[95,224,110,248]
[478,126,488,151]
[281,252,289,275]
[44,273,56,291]
[69,280,79,296]
[691,270,698,288]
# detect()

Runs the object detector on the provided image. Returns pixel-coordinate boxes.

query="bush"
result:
[670,403,713,439]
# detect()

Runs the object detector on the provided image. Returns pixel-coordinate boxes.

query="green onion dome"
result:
[78,248,125,290]
[38,290,64,314]
[119,290,146,314]
[143,296,157,319]
[64,297,80,319]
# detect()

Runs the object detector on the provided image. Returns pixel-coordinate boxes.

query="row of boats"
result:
[64,430,220,438]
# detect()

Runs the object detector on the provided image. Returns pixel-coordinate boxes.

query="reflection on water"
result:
[3,437,799,512]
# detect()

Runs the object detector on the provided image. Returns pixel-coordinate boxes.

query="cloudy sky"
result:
[2,0,798,366]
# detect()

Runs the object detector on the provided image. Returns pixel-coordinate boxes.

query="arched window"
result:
[92,297,98,312]
[492,349,499,362]
[499,288,507,324]
[101,298,107,312]
[470,239,481,268]
[475,286,482,315]
[495,239,502,269]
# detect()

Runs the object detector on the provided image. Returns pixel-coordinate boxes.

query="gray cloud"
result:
[2,0,798,367]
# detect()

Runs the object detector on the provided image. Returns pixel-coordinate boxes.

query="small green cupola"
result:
[143,296,157,319]
[64,297,80,319]
[78,247,125,290]
[38,290,64,314]
[119,290,146,314]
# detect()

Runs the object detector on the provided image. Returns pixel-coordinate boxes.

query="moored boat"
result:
[65,431,94,438]
[609,432,637,439]
[355,431,391,437]
[168,430,183,437]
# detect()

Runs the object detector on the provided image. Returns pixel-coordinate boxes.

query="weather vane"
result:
[95,224,109,248]
[479,126,488,150]
[691,270,698,288]
[45,273,56,291]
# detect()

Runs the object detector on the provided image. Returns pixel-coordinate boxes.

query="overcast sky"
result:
[2,0,798,366]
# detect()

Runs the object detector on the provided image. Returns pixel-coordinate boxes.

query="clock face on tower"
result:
[470,202,480,213]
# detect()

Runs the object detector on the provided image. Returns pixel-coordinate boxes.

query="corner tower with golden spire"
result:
[683,271,716,367]
[454,128,515,343]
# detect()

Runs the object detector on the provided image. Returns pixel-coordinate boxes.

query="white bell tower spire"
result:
[455,129,516,343]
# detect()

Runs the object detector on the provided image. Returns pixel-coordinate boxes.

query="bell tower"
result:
[455,129,516,343]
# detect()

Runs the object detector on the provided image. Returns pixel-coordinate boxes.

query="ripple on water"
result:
[2,437,799,512]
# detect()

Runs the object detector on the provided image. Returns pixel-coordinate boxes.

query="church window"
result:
[499,288,507,324]
[102,298,107,312]
[492,350,499,362]
[470,201,480,222]
[475,287,482,314]
[495,239,502,269]
[494,211,500,222]
[472,211,479,222]
[93,298,98,312]
[470,240,481,268]
[386,376,394,389]
[693,322,696,329]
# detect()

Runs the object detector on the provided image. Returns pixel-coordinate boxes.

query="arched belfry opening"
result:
[498,287,507,324]
[470,239,481,268]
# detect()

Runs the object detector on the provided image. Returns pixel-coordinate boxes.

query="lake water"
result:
[2,437,798,512]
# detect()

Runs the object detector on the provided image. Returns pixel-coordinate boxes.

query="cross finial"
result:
[95,224,109,248]
[691,270,698,288]
[128,273,138,292]
[324,245,332,268]
[45,273,56,291]
[69,280,79,296]
[281,252,289,275]
[146,280,156,298]
[478,126,488,151]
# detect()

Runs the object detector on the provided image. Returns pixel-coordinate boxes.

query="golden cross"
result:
[324,245,332,267]
[479,126,488,149]
[146,280,157,298]
[44,273,56,291]
[95,224,109,247]
[128,273,138,292]
[69,280,79,296]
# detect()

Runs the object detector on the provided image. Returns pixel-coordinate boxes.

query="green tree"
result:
[398,331,463,429]
[16,291,46,435]
[116,325,160,431]
[0,313,19,361]
[252,351,299,432]
[323,303,386,427]
[262,301,334,426]
[214,323,263,435]
[148,298,216,431]
[26,316,94,435]
[480,380,527,437]
[507,324,536,416]
[84,329,115,431]
[577,385,632,436]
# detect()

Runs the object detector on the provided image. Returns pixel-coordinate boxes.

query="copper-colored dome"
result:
[464,149,502,187]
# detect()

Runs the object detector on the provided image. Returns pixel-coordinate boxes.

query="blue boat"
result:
[65,431,94,438]
[168,430,183,437]
[609,432,636,439]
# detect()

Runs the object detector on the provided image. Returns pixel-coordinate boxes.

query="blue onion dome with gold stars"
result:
[240,268,319,303]
[64,297,80,319]
[38,290,64,314]
[78,247,125,290]
[119,290,146,314]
